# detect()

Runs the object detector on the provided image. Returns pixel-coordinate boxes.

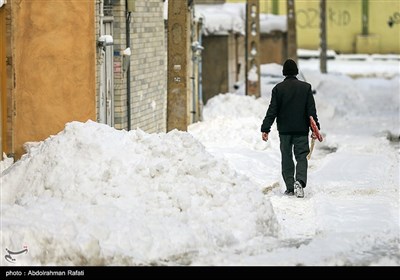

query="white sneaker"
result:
[294,181,304,198]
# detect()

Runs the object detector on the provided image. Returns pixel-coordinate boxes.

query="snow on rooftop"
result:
[164,1,287,35]
[195,4,246,35]
[259,14,287,33]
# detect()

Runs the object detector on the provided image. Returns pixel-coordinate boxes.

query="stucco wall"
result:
[292,0,400,53]
[12,0,96,158]
[369,1,400,53]
[291,0,362,53]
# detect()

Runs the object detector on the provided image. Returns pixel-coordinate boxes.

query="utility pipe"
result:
[198,17,203,121]
[126,0,131,130]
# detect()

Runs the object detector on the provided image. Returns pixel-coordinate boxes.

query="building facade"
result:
[227,0,400,54]
[1,0,96,159]
[96,0,167,132]
[0,0,167,159]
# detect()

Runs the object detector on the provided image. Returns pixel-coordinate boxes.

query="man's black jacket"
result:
[261,76,320,135]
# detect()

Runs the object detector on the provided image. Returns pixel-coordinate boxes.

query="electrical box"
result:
[127,0,135,12]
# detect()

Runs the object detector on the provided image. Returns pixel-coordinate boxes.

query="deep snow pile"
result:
[189,93,271,150]
[1,121,278,265]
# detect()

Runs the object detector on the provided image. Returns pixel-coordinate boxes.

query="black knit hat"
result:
[282,59,298,76]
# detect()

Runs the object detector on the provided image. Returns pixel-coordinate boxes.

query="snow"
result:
[1,54,399,266]
[122,47,131,56]
[194,4,287,36]
[247,66,259,82]
[195,4,246,35]
[1,123,278,265]
[259,14,287,34]
[164,2,246,35]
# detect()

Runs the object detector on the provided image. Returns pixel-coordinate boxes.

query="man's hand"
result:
[311,132,317,139]
[262,132,269,141]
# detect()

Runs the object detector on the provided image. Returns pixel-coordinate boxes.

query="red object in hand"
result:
[310,116,323,142]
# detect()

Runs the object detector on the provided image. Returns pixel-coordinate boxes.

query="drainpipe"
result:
[99,0,104,36]
[198,17,204,121]
[191,10,196,124]
[126,1,131,130]
[99,0,104,125]
[362,0,369,35]
[191,16,204,123]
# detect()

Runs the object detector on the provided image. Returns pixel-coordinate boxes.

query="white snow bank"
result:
[298,48,337,59]
[1,121,278,265]
[189,93,271,151]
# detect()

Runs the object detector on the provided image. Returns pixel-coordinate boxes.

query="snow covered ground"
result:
[1,54,399,266]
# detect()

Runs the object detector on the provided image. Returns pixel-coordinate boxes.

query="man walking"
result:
[261,59,320,198]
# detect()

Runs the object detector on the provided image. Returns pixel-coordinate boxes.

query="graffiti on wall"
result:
[297,8,318,28]
[297,8,351,28]
[329,8,351,26]
[387,12,400,27]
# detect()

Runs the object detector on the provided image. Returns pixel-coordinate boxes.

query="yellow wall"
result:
[369,0,400,53]
[294,0,362,53]
[226,0,400,54]
[12,0,96,158]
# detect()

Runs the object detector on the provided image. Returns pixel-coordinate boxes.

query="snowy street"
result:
[1,55,399,266]
[189,55,400,265]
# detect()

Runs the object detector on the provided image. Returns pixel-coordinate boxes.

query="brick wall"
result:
[96,0,166,133]
[129,0,166,133]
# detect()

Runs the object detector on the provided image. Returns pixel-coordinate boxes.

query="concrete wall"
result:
[202,36,229,104]
[0,5,5,157]
[202,34,244,104]
[260,31,287,64]
[1,3,13,157]
[11,0,96,158]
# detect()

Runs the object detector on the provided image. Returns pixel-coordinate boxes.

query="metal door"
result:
[99,20,114,126]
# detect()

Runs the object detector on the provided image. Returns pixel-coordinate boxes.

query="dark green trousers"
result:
[279,134,310,192]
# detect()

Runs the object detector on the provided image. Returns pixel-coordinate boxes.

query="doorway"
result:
[99,20,114,126]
